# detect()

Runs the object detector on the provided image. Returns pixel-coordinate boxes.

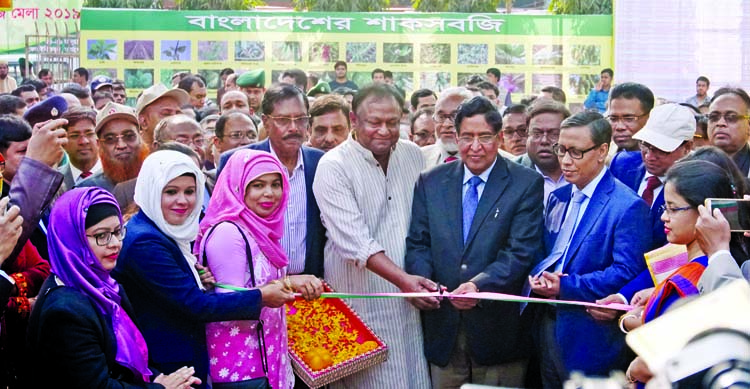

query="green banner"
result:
[80,8,613,108]
[0,0,83,54]
[80,9,612,37]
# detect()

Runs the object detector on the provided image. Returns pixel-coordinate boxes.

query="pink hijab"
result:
[196,149,290,268]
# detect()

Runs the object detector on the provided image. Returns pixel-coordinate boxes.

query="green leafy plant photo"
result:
[87,40,117,60]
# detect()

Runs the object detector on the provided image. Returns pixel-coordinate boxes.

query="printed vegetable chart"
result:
[79,9,612,104]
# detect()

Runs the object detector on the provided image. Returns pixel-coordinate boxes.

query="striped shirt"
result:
[313,138,430,389]
[269,143,307,275]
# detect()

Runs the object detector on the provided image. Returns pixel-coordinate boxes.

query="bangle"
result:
[618,313,638,334]
[283,276,293,291]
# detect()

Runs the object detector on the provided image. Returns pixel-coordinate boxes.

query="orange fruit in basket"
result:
[361,341,378,352]
[304,349,334,371]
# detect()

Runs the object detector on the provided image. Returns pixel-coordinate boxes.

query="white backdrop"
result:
[614,0,750,102]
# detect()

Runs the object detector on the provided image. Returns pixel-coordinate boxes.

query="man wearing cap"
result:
[588,103,695,323]
[135,83,189,150]
[79,102,148,194]
[90,75,114,95]
[236,69,265,124]
[59,106,102,192]
[608,103,694,250]
[307,81,331,99]
[0,61,18,94]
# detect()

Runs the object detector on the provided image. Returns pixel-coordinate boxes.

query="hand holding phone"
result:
[704,198,750,232]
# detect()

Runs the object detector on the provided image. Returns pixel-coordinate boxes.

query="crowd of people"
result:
[0,56,749,389]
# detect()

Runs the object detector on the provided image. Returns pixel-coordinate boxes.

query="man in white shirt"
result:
[314,83,433,389]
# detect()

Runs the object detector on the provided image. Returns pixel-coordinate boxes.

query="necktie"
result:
[462,176,483,243]
[444,155,458,163]
[79,171,93,180]
[521,191,587,306]
[641,176,661,207]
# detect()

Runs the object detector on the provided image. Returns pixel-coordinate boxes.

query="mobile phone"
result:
[705,198,750,232]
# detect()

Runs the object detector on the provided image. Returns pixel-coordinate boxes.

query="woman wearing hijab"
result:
[113,151,294,388]
[27,187,200,388]
[195,150,322,388]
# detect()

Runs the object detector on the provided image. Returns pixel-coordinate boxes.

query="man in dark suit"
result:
[406,96,544,388]
[612,103,695,250]
[59,106,101,193]
[706,87,750,176]
[527,111,651,387]
[218,83,326,278]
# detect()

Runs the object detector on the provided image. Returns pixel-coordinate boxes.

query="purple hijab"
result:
[48,187,151,382]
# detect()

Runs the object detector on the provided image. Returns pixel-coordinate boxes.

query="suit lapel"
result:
[464,158,509,251]
[60,164,75,191]
[563,171,614,272]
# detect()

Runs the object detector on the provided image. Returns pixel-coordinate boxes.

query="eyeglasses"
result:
[101,132,139,145]
[226,131,257,140]
[174,137,205,147]
[529,129,560,142]
[658,204,693,216]
[638,141,673,157]
[552,143,599,160]
[67,131,97,141]
[502,128,528,138]
[706,112,750,124]
[432,111,457,124]
[266,115,310,129]
[457,134,496,145]
[87,226,127,247]
[605,114,647,125]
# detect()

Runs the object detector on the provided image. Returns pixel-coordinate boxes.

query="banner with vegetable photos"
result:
[79,8,612,108]
[0,0,83,54]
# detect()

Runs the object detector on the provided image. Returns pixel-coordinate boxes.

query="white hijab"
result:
[134,150,206,290]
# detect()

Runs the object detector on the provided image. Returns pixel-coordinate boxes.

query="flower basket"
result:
[286,282,388,388]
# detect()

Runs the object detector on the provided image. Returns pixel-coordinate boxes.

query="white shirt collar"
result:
[69,158,103,183]
[463,156,497,185]
[574,165,608,199]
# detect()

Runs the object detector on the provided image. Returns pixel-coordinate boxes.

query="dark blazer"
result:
[113,211,263,387]
[545,169,651,375]
[217,139,326,277]
[405,157,545,366]
[27,276,162,388]
[58,163,76,194]
[609,150,667,249]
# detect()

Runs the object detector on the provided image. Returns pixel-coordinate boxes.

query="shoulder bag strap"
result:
[200,221,268,376]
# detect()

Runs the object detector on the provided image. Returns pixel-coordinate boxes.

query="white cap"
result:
[633,103,696,152]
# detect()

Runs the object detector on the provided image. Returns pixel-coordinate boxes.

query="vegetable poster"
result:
[79,8,612,105]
